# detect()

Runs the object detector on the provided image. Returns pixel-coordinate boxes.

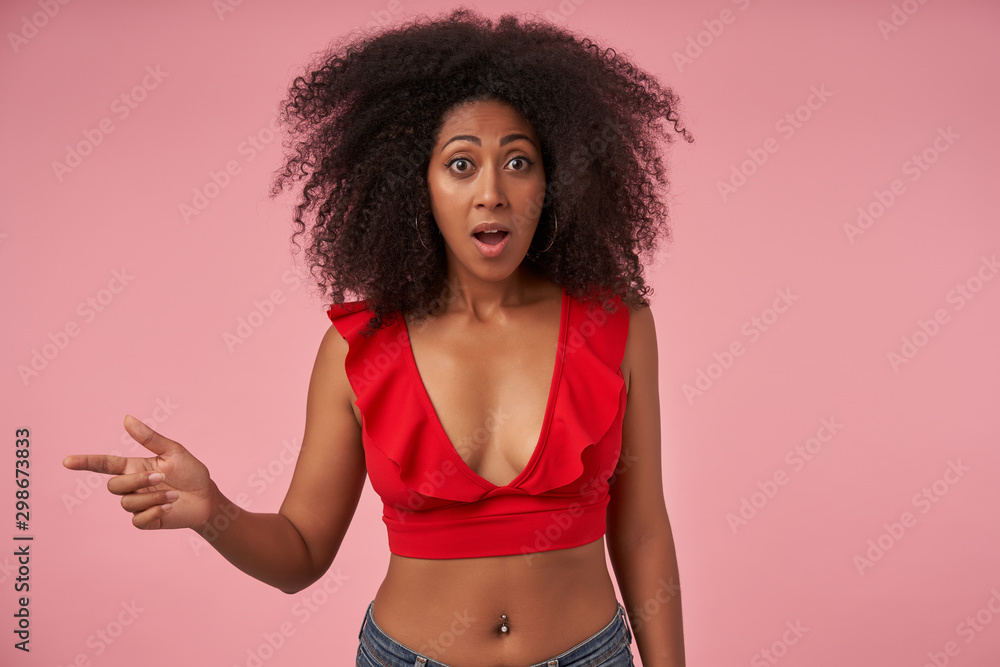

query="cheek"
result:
[526,174,546,203]
[515,180,547,224]
[427,176,464,214]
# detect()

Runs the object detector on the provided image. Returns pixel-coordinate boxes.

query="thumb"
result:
[123,414,177,457]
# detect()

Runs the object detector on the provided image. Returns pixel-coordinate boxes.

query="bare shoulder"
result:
[622,301,657,390]
[316,323,354,395]
[627,301,655,333]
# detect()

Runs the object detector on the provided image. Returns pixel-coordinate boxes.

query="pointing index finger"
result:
[62,454,131,476]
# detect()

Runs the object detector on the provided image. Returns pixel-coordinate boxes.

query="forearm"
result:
[191,480,317,594]
[609,530,686,667]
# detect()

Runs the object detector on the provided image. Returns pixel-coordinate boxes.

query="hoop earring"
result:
[413,215,432,252]
[536,212,558,253]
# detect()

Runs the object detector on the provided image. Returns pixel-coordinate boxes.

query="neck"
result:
[438,263,547,322]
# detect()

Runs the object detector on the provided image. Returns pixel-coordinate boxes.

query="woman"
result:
[63,8,691,666]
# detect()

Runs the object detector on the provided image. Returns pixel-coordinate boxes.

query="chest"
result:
[403,306,563,488]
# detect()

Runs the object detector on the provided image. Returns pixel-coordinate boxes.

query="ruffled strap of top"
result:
[327,301,491,502]
[517,295,629,496]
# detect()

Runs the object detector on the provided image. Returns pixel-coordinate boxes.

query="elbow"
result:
[278,575,315,594]
[277,572,316,595]
[277,563,328,595]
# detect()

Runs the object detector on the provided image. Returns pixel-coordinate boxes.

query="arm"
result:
[194,323,367,594]
[606,304,686,666]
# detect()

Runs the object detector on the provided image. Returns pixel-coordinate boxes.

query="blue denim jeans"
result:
[356,600,634,666]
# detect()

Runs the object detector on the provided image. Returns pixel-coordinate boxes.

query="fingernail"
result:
[162,503,173,512]
[165,490,179,501]
[149,472,165,483]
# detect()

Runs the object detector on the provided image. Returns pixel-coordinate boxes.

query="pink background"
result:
[2,0,998,665]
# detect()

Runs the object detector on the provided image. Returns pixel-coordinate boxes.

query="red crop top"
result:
[326,286,630,559]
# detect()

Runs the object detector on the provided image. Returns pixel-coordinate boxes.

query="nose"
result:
[474,162,507,211]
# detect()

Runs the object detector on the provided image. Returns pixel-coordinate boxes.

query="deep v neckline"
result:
[400,286,569,490]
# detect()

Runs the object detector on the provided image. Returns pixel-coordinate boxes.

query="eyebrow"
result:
[440,133,537,153]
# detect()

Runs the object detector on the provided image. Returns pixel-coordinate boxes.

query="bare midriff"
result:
[369,537,620,666]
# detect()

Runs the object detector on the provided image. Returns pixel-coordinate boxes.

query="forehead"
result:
[435,99,538,140]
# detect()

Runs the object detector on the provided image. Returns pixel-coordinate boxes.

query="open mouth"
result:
[471,229,511,257]
[472,230,509,246]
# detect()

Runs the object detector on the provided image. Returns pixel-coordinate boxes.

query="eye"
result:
[445,157,472,173]
[508,155,534,170]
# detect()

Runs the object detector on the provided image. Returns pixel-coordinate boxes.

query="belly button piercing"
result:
[500,614,508,633]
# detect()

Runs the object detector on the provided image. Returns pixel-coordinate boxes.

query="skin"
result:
[62,99,684,666]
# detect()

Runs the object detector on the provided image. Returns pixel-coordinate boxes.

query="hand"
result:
[63,415,215,530]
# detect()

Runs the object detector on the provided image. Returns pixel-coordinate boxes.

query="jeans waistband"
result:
[358,600,633,667]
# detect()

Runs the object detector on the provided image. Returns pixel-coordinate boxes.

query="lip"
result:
[470,222,511,235]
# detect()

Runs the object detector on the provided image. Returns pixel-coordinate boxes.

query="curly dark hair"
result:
[268,6,693,335]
